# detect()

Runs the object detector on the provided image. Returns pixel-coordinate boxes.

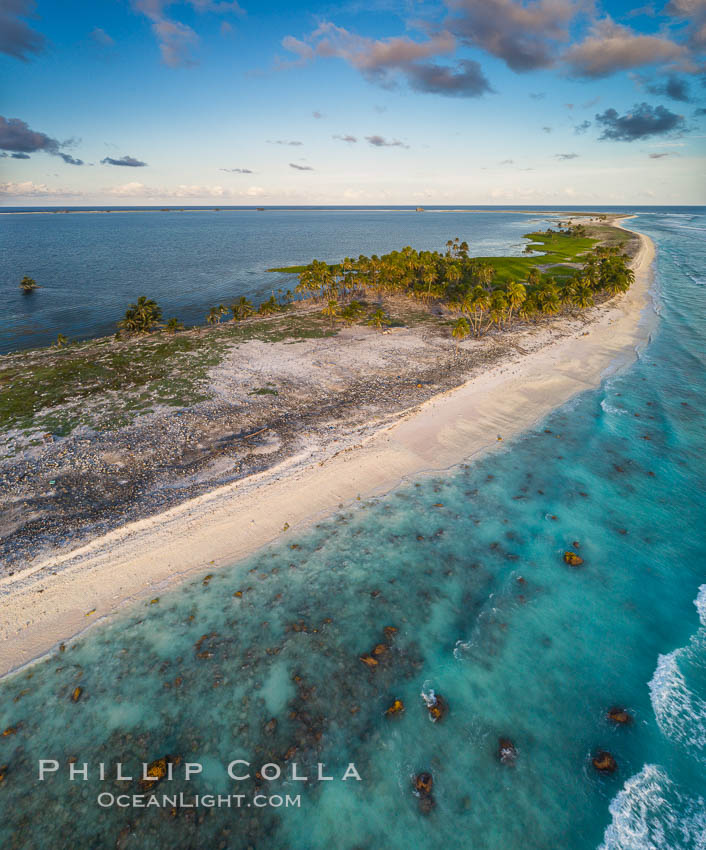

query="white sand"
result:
[0,223,656,678]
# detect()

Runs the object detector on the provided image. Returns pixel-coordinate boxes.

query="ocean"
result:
[0,209,704,849]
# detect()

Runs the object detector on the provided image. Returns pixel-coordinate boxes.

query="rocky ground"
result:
[0,311,519,571]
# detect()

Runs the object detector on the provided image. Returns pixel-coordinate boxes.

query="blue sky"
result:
[1,0,705,204]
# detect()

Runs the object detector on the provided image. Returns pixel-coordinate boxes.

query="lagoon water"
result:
[0,210,705,849]
[0,204,697,354]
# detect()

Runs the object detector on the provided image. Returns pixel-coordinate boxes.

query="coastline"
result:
[0,222,656,679]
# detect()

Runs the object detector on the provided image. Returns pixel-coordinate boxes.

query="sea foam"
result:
[648,585,706,761]
[599,764,706,850]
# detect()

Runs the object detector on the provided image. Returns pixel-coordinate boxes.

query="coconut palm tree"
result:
[340,257,356,298]
[322,299,339,328]
[119,296,163,333]
[258,295,281,315]
[206,306,222,325]
[538,284,560,316]
[572,282,594,309]
[20,276,38,293]
[367,308,389,332]
[600,257,634,295]
[557,279,575,308]
[470,286,491,336]
[452,316,470,345]
[230,296,255,321]
[487,290,508,331]
[506,281,526,326]
[518,293,539,322]
[164,317,185,334]
[341,300,366,325]
[54,333,68,348]
[421,264,437,299]
[445,263,462,290]
[474,262,495,291]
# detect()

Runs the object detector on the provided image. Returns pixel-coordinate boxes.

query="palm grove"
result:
[291,230,634,342]
[112,228,634,340]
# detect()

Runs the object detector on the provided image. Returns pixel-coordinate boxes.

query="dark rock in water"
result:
[385,699,404,716]
[607,707,633,725]
[414,772,435,814]
[426,693,448,723]
[264,718,277,735]
[572,541,580,549]
[563,550,584,567]
[592,751,618,773]
[71,686,83,703]
[497,738,517,765]
[0,765,7,784]
[414,772,433,795]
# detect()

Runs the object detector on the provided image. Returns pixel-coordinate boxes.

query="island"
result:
[0,213,654,677]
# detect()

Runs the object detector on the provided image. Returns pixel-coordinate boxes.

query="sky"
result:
[1,0,705,205]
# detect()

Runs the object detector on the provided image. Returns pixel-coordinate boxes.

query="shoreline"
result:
[0,222,656,679]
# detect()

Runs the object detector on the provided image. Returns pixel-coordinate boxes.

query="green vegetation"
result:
[20,276,38,293]
[206,304,228,325]
[164,317,185,334]
[230,296,255,321]
[284,225,634,335]
[118,296,163,334]
[367,308,391,331]
[267,265,308,274]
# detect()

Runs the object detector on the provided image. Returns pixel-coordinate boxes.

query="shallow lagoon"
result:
[1,212,705,849]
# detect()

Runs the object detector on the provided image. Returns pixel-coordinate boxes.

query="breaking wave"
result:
[599,764,706,850]
[648,585,706,762]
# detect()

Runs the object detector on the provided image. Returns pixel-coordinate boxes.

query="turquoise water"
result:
[0,212,705,849]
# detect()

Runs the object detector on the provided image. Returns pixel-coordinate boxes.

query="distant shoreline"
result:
[0,218,656,679]
[0,206,698,216]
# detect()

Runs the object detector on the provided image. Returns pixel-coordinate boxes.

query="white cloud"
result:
[0,180,80,197]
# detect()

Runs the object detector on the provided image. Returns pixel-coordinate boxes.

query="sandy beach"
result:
[0,222,656,678]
